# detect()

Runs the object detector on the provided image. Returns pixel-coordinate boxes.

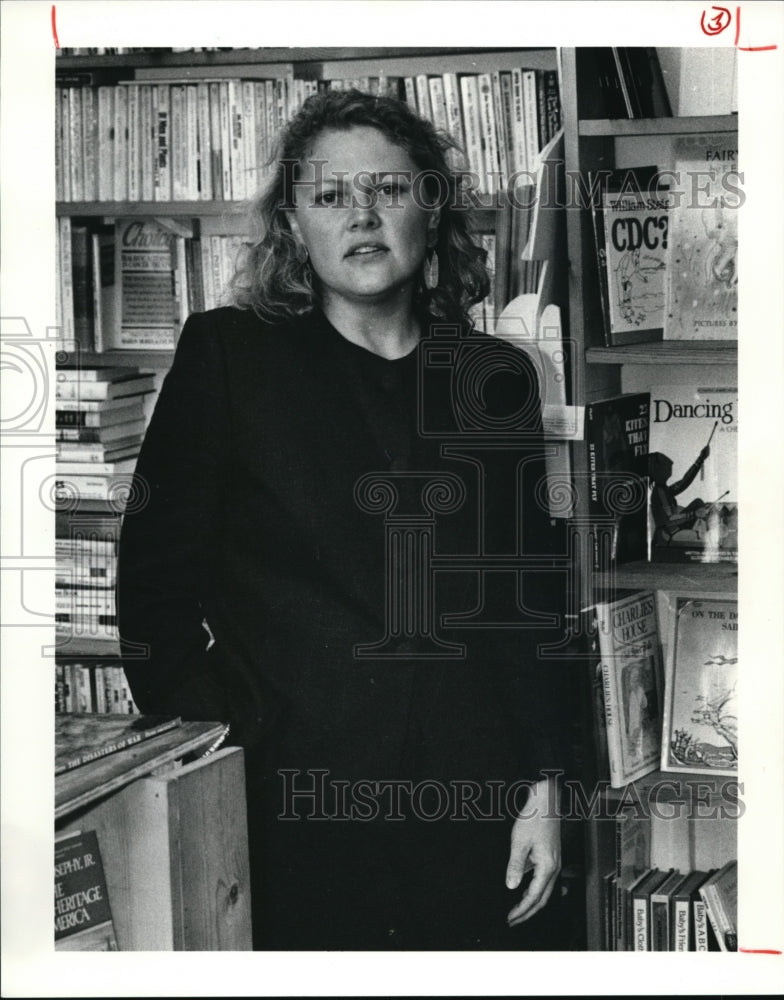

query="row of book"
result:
[56,662,138,715]
[590,141,739,345]
[604,860,737,951]
[586,388,737,568]
[586,589,738,790]
[58,217,514,353]
[55,65,561,203]
[57,215,246,351]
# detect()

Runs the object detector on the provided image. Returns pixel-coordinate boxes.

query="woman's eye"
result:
[316,190,339,206]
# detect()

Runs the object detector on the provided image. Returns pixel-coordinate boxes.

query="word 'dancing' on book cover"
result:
[662,595,737,776]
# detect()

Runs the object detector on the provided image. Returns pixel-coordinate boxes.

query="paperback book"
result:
[114,218,179,349]
[591,166,668,346]
[660,593,738,776]
[647,383,737,563]
[55,829,118,950]
[585,392,650,570]
[664,132,739,340]
[591,591,663,788]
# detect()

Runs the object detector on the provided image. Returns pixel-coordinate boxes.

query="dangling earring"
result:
[424,248,439,290]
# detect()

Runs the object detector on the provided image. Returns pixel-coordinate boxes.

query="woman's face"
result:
[287,126,438,311]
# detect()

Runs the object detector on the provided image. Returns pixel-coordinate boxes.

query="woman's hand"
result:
[505,778,562,927]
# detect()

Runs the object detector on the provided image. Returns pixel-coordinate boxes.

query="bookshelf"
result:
[560,47,739,950]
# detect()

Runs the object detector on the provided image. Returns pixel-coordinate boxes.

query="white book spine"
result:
[68,87,84,201]
[59,217,76,350]
[477,73,500,196]
[428,76,447,132]
[242,80,256,198]
[126,83,140,201]
[61,88,72,201]
[442,73,465,151]
[186,84,199,201]
[97,86,114,201]
[219,81,232,201]
[140,84,154,201]
[113,85,128,201]
[81,86,98,201]
[459,76,484,194]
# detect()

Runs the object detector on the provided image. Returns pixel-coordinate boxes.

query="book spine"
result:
[93,666,107,713]
[68,87,84,201]
[70,226,93,352]
[403,77,417,112]
[155,84,172,201]
[428,76,447,132]
[82,86,98,201]
[242,80,256,197]
[113,84,128,201]
[522,70,539,168]
[200,236,215,310]
[219,81,232,201]
[442,72,465,151]
[185,84,199,201]
[55,87,64,201]
[97,86,114,201]
[499,71,516,181]
[197,81,213,201]
[208,81,224,199]
[600,655,622,786]
[491,71,509,185]
[126,83,140,201]
[169,85,184,200]
[59,217,76,351]
[693,898,709,951]
[459,76,484,194]
[477,73,499,196]
[510,69,526,174]
[139,83,154,201]
[415,74,432,121]
[673,898,690,951]
[61,88,72,201]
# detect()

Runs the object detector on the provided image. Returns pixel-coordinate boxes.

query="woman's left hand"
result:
[505,778,562,927]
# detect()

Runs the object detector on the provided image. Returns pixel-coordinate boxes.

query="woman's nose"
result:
[348,196,380,229]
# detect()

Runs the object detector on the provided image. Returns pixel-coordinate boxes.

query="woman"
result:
[118,89,567,950]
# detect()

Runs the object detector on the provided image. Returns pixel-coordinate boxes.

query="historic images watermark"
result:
[277,768,745,823]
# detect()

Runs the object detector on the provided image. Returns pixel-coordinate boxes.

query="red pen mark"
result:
[701,5,732,35]
[739,947,783,955]
[700,5,777,50]
[51,5,59,49]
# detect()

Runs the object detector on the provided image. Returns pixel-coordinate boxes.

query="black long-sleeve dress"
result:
[118,305,569,949]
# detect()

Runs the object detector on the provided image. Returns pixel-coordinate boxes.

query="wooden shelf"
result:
[603,769,739,805]
[56,47,505,72]
[586,341,737,366]
[55,635,122,660]
[578,115,737,138]
[593,559,738,593]
[57,347,174,369]
[56,200,249,218]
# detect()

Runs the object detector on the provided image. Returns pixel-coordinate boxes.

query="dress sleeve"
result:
[117,312,233,725]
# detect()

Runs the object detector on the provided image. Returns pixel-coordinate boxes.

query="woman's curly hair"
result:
[230,88,490,326]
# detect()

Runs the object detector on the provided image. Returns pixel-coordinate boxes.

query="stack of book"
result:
[56,64,562,204]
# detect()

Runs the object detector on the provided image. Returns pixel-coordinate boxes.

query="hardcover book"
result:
[591,166,667,346]
[592,591,663,788]
[650,869,687,951]
[664,132,739,340]
[55,713,182,774]
[672,869,711,951]
[55,829,118,950]
[585,392,650,570]
[660,593,738,776]
[647,383,737,563]
[631,868,672,951]
[698,859,738,952]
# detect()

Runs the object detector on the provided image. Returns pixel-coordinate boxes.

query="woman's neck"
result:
[321,293,421,360]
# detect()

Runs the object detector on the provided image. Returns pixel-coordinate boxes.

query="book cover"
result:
[672,869,711,951]
[631,868,671,951]
[647,383,737,564]
[594,167,668,345]
[55,712,182,774]
[664,132,739,340]
[585,392,650,570]
[661,593,738,776]
[650,869,687,951]
[698,859,738,951]
[114,218,178,349]
[55,829,118,950]
[594,591,662,787]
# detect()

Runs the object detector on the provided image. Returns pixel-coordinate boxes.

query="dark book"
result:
[585,392,650,570]
[614,807,651,950]
[650,868,688,950]
[55,829,118,950]
[631,868,672,950]
[672,869,711,951]
[70,225,95,352]
[55,712,182,774]
[590,166,667,346]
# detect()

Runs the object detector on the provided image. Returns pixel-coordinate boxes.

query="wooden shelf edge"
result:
[579,114,738,137]
[586,341,738,366]
[602,768,740,805]
[55,635,122,660]
[593,560,738,593]
[57,347,174,369]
